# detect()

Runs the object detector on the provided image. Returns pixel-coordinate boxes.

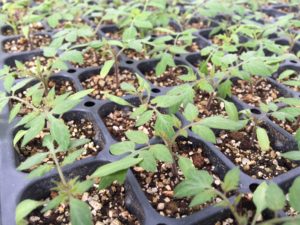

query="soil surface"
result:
[123,49,150,61]
[231,76,282,107]
[18,117,101,172]
[73,48,112,68]
[133,140,223,218]
[216,123,298,179]
[81,69,138,100]
[144,66,187,87]
[27,182,140,225]
[185,20,210,30]
[2,23,45,36]
[3,35,51,53]
[195,91,227,117]
[270,116,299,135]
[103,108,155,141]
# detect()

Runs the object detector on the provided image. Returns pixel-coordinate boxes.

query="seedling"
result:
[174,158,300,225]
[16,135,95,225]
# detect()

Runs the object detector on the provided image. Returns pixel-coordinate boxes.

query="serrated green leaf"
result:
[110,141,135,155]
[125,130,149,144]
[256,127,270,152]
[70,198,93,225]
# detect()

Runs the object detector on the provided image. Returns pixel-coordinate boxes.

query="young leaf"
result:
[100,59,114,78]
[104,93,132,106]
[150,144,173,163]
[70,198,93,225]
[16,199,43,225]
[178,156,195,178]
[28,164,53,179]
[265,183,285,211]
[253,182,268,214]
[282,151,300,160]
[110,141,135,155]
[139,151,157,172]
[192,125,216,143]
[136,110,154,127]
[183,103,199,122]
[190,190,215,207]
[60,50,84,64]
[224,100,239,121]
[9,103,21,123]
[289,177,300,212]
[17,152,48,171]
[48,115,70,151]
[200,116,247,131]
[91,157,142,177]
[221,167,240,192]
[256,127,270,152]
[21,115,45,147]
[61,149,84,166]
[125,130,149,144]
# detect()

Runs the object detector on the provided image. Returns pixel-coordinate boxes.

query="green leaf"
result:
[27,164,53,178]
[130,104,147,119]
[154,113,176,141]
[224,101,238,121]
[192,125,216,143]
[189,190,215,207]
[9,103,21,123]
[289,177,300,212]
[134,20,153,29]
[125,130,149,144]
[98,170,127,189]
[218,79,232,98]
[139,151,157,172]
[16,199,43,225]
[243,60,272,77]
[69,89,94,100]
[183,103,198,122]
[104,93,132,106]
[100,59,115,78]
[174,170,213,198]
[21,115,45,147]
[265,183,285,211]
[178,156,195,178]
[282,151,300,160]
[62,149,84,166]
[150,144,173,163]
[110,141,135,155]
[43,47,57,57]
[200,116,247,131]
[60,50,83,64]
[122,26,137,41]
[222,167,240,192]
[253,182,268,214]
[42,195,65,213]
[13,130,27,146]
[70,198,93,225]
[17,152,48,171]
[256,127,270,152]
[136,110,154,127]
[48,115,70,150]
[91,157,142,177]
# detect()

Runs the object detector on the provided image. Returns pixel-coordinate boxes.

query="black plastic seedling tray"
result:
[1,2,300,225]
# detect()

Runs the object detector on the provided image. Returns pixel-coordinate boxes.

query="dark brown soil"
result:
[185,41,201,52]
[2,23,45,36]
[72,48,112,68]
[3,35,51,53]
[123,49,150,61]
[231,76,282,107]
[103,108,155,141]
[18,117,101,172]
[195,91,227,118]
[269,116,299,135]
[81,69,138,100]
[133,140,223,218]
[144,66,187,87]
[185,20,210,30]
[27,183,140,225]
[216,123,298,179]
